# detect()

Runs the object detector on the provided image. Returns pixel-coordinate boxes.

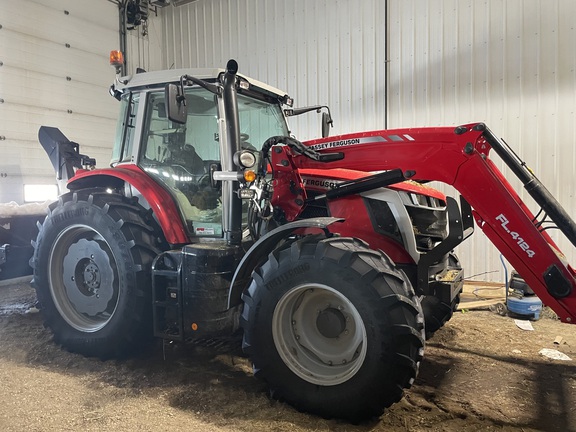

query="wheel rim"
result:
[272,283,367,386]
[48,224,119,332]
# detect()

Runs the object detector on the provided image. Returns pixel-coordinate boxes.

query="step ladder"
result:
[151,250,184,341]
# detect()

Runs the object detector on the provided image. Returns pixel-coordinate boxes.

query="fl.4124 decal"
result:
[496,214,536,258]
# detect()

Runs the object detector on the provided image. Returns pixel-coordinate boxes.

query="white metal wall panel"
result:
[158,0,575,283]
[0,0,120,204]
[159,0,387,141]
[388,0,576,282]
[125,7,165,73]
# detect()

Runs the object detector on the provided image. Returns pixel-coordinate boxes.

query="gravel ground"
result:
[0,278,575,432]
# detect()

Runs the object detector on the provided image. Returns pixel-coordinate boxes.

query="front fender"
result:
[227,217,344,308]
[68,165,189,244]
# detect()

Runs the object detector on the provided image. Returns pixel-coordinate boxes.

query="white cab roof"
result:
[114,67,288,98]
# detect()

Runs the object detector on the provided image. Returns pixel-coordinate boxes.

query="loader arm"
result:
[270,122,576,324]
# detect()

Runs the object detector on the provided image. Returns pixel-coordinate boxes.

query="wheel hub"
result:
[62,238,114,316]
[273,284,367,386]
[316,307,347,338]
[82,262,101,289]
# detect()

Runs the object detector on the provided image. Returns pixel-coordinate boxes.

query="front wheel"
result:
[241,236,424,421]
[31,189,164,358]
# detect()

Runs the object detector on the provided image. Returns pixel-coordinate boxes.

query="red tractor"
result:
[32,59,576,421]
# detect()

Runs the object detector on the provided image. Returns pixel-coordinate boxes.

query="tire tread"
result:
[240,235,425,421]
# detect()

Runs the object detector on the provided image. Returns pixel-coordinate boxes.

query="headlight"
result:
[234,150,256,168]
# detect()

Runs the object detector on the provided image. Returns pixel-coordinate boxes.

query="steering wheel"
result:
[240,133,258,151]
[197,173,211,188]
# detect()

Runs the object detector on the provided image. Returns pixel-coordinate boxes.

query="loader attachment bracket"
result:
[417,196,474,298]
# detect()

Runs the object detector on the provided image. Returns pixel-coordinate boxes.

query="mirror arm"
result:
[181,74,222,96]
[285,105,323,116]
[285,105,333,121]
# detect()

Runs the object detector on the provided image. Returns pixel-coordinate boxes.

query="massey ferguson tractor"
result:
[31,56,576,421]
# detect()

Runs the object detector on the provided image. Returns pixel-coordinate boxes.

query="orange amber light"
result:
[109,50,124,67]
[244,170,257,183]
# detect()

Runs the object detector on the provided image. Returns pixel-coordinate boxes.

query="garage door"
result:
[0,0,120,204]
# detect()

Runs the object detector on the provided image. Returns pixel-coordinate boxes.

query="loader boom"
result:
[270,122,576,324]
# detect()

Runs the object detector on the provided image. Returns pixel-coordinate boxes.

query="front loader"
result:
[31,57,576,421]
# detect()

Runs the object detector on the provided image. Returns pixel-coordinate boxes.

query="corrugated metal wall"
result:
[160,0,388,141]
[388,0,576,282]
[0,0,163,204]
[0,0,119,203]
[1,0,573,282]
[124,4,164,74]
[161,0,576,282]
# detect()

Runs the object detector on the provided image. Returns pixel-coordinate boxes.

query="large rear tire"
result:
[241,236,424,421]
[31,189,164,358]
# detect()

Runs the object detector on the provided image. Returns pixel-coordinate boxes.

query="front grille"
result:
[406,206,448,252]
[365,198,404,245]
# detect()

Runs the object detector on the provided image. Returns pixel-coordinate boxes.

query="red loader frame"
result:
[269,122,576,324]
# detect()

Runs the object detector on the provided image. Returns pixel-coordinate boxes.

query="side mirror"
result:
[285,105,334,138]
[322,112,333,138]
[165,83,187,124]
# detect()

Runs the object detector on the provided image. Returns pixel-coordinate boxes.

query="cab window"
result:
[111,93,139,165]
[139,88,222,237]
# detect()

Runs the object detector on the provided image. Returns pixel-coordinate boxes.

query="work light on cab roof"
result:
[109,50,124,73]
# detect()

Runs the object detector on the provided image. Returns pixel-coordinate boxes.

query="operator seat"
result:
[175,144,205,177]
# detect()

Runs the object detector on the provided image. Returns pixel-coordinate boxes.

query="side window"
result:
[111,93,139,165]
[139,89,222,237]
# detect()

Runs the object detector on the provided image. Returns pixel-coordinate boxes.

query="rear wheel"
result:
[31,189,164,358]
[241,236,424,421]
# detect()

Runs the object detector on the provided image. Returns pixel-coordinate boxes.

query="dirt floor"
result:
[0,278,575,432]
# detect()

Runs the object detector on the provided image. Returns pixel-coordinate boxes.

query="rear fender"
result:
[227,217,344,308]
[68,166,189,245]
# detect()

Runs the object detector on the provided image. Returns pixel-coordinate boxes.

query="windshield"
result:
[237,93,289,149]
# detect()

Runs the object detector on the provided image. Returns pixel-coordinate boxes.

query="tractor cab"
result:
[109,66,290,242]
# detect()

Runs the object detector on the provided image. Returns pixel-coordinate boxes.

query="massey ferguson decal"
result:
[301,177,343,191]
[308,136,387,151]
[496,213,535,258]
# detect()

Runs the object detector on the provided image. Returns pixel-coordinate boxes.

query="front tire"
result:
[31,189,164,358]
[241,236,424,421]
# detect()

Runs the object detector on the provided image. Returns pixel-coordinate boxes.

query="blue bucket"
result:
[507,296,543,320]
